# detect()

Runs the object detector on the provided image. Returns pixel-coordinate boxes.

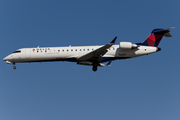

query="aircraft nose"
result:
[3,56,7,61]
[3,55,11,61]
[3,55,12,64]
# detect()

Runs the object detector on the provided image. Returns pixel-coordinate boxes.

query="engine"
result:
[119,42,138,50]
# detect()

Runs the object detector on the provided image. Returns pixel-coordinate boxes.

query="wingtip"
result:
[107,61,112,66]
[110,36,117,44]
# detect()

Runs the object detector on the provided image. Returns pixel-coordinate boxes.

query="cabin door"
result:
[25,49,31,58]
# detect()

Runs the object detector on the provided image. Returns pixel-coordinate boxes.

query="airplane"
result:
[3,28,174,72]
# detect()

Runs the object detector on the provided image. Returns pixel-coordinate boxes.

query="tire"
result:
[13,66,16,69]
[92,66,97,72]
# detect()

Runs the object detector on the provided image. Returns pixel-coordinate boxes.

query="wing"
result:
[77,37,117,62]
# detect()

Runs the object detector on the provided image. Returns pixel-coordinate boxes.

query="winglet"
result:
[106,61,112,66]
[110,36,117,44]
[100,61,112,67]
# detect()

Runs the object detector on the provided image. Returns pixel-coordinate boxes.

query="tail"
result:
[137,27,175,47]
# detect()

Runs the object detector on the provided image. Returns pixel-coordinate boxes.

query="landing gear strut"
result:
[92,61,98,72]
[13,62,16,69]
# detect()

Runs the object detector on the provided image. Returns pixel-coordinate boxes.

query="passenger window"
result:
[58,50,60,52]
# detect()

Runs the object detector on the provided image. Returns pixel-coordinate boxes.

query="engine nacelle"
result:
[119,42,138,50]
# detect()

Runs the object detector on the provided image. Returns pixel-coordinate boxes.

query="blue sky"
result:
[0,0,180,120]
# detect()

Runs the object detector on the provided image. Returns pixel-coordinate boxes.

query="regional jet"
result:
[3,28,174,71]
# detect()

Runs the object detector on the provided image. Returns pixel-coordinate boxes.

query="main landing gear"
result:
[13,62,16,69]
[92,61,98,72]
[92,66,97,72]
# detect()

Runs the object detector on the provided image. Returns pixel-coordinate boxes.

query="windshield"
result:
[13,50,21,53]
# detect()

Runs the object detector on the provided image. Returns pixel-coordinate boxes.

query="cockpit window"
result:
[13,50,21,53]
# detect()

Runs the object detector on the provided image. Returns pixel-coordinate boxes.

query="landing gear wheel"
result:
[92,66,97,72]
[13,66,16,69]
[92,61,99,72]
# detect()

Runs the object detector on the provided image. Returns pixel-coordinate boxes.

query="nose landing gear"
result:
[13,66,16,69]
[13,62,16,69]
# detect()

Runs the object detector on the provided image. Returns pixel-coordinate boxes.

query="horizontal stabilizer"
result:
[153,27,175,37]
[153,27,175,33]
[163,32,172,37]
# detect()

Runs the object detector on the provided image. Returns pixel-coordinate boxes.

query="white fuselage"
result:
[3,27,173,71]
[3,45,158,64]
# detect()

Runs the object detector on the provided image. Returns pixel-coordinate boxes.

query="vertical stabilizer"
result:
[136,27,174,47]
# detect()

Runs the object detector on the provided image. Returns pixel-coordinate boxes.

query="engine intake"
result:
[119,42,138,50]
